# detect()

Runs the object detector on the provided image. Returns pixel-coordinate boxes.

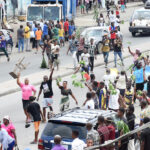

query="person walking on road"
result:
[24,22,31,52]
[56,80,78,112]
[37,68,54,121]
[17,73,36,123]
[27,96,44,144]
[88,38,96,72]
[0,31,10,61]
[17,25,24,52]
[101,33,110,68]
[0,124,15,150]
[52,135,67,150]
[114,35,124,67]
[1,116,17,147]
[35,26,42,54]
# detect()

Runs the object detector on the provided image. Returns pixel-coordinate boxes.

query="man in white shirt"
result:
[83,92,95,109]
[81,49,90,67]
[109,10,116,24]
[103,69,116,88]
[72,131,86,150]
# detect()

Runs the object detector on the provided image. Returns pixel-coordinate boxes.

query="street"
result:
[0,4,150,83]
[0,1,149,150]
[0,55,143,149]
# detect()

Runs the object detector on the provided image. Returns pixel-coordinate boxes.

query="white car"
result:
[80,26,110,53]
[129,8,150,36]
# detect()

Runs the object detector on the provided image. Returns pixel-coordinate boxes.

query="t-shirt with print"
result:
[20,83,36,100]
[81,53,90,66]
[88,44,96,57]
[59,86,72,96]
[27,102,41,122]
[133,68,144,83]
[40,79,53,98]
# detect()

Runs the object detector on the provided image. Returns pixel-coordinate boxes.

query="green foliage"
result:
[117,121,130,134]
[109,82,117,95]
[137,90,143,96]
[75,28,81,40]
[127,64,134,72]
[80,60,86,66]
[127,41,132,45]
[130,74,135,81]
[40,56,47,68]
[93,8,99,21]
[121,20,124,24]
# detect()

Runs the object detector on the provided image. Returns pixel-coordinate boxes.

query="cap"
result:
[3,115,10,121]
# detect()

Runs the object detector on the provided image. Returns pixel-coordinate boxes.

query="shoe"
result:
[7,57,10,62]
[30,141,37,144]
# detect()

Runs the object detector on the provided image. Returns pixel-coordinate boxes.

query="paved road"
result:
[1,5,150,83]
[0,54,144,149]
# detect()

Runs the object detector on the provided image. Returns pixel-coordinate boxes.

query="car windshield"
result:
[86,29,102,37]
[42,122,87,139]
[133,11,150,20]
[44,6,60,21]
[27,7,43,21]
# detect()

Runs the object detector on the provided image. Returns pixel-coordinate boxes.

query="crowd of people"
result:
[0,0,150,150]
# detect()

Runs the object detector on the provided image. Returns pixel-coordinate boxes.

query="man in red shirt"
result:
[97,116,110,150]
[64,18,69,41]
[109,22,117,50]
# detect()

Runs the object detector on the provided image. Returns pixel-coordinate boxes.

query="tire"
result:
[132,32,136,37]
[97,42,103,54]
[6,44,12,54]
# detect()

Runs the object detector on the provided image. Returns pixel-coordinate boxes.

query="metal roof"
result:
[50,107,116,124]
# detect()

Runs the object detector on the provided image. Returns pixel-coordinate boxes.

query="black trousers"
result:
[90,56,94,71]
[76,50,83,62]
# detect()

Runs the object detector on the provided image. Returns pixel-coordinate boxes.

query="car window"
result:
[42,122,87,139]
[133,11,150,20]
[86,29,102,37]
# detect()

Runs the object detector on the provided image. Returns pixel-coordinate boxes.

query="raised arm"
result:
[128,46,134,56]
[49,68,54,80]
[17,73,21,86]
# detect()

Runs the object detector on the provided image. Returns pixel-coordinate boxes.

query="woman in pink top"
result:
[1,116,17,146]
[17,73,36,123]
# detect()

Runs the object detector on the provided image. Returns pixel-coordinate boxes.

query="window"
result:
[43,122,87,139]
[87,29,102,37]
[27,7,43,21]
[133,11,150,20]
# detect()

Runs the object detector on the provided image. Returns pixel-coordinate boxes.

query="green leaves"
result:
[93,8,99,21]
[130,74,135,81]
[127,41,132,45]
[72,79,84,88]
[40,56,47,68]
[71,74,77,79]
[109,82,117,95]
[80,60,86,66]
[121,20,124,24]
[75,27,81,40]
[117,121,130,134]
[137,90,143,96]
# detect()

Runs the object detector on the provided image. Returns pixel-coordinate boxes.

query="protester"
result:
[71,130,86,150]
[32,24,38,53]
[64,19,69,41]
[17,73,36,123]
[1,116,17,146]
[80,0,85,14]
[86,123,100,145]
[0,124,15,150]
[52,135,67,150]
[52,25,59,42]
[24,22,31,52]
[101,33,110,68]
[85,0,89,14]
[57,81,78,112]
[109,11,116,24]
[114,35,124,67]
[37,68,54,122]
[67,35,78,69]
[58,26,64,47]
[88,38,96,72]
[17,25,24,52]
[43,22,49,40]
[35,26,42,53]
[120,0,125,12]
[140,117,150,150]
[97,116,110,150]
[0,31,10,61]
[98,13,105,26]
[27,96,44,144]
[83,92,95,109]
[69,20,76,39]
[77,37,85,62]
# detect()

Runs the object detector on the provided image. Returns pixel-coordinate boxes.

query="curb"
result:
[1,49,150,97]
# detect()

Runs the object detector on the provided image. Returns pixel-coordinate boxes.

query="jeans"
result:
[18,38,24,52]
[90,56,94,71]
[114,52,123,66]
[6,140,15,150]
[103,52,109,64]
[24,38,30,51]
[0,47,9,58]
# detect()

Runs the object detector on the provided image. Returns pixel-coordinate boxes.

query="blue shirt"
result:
[0,36,6,48]
[33,27,38,37]
[133,68,144,83]
[69,39,77,53]
[43,24,48,36]
[69,25,75,36]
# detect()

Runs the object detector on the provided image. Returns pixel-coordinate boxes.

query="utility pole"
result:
[56,0,58,4]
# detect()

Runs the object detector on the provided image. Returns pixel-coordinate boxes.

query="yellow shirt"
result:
[102,39,110,52]
[24,26,30,39]
[59,29,64,37]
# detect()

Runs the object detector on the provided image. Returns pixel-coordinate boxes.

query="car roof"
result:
[50,108,116,125]
[134,8,150,12]
[83,26,109,31]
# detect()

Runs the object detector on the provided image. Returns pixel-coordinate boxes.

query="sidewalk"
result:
[0,41,150,97]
